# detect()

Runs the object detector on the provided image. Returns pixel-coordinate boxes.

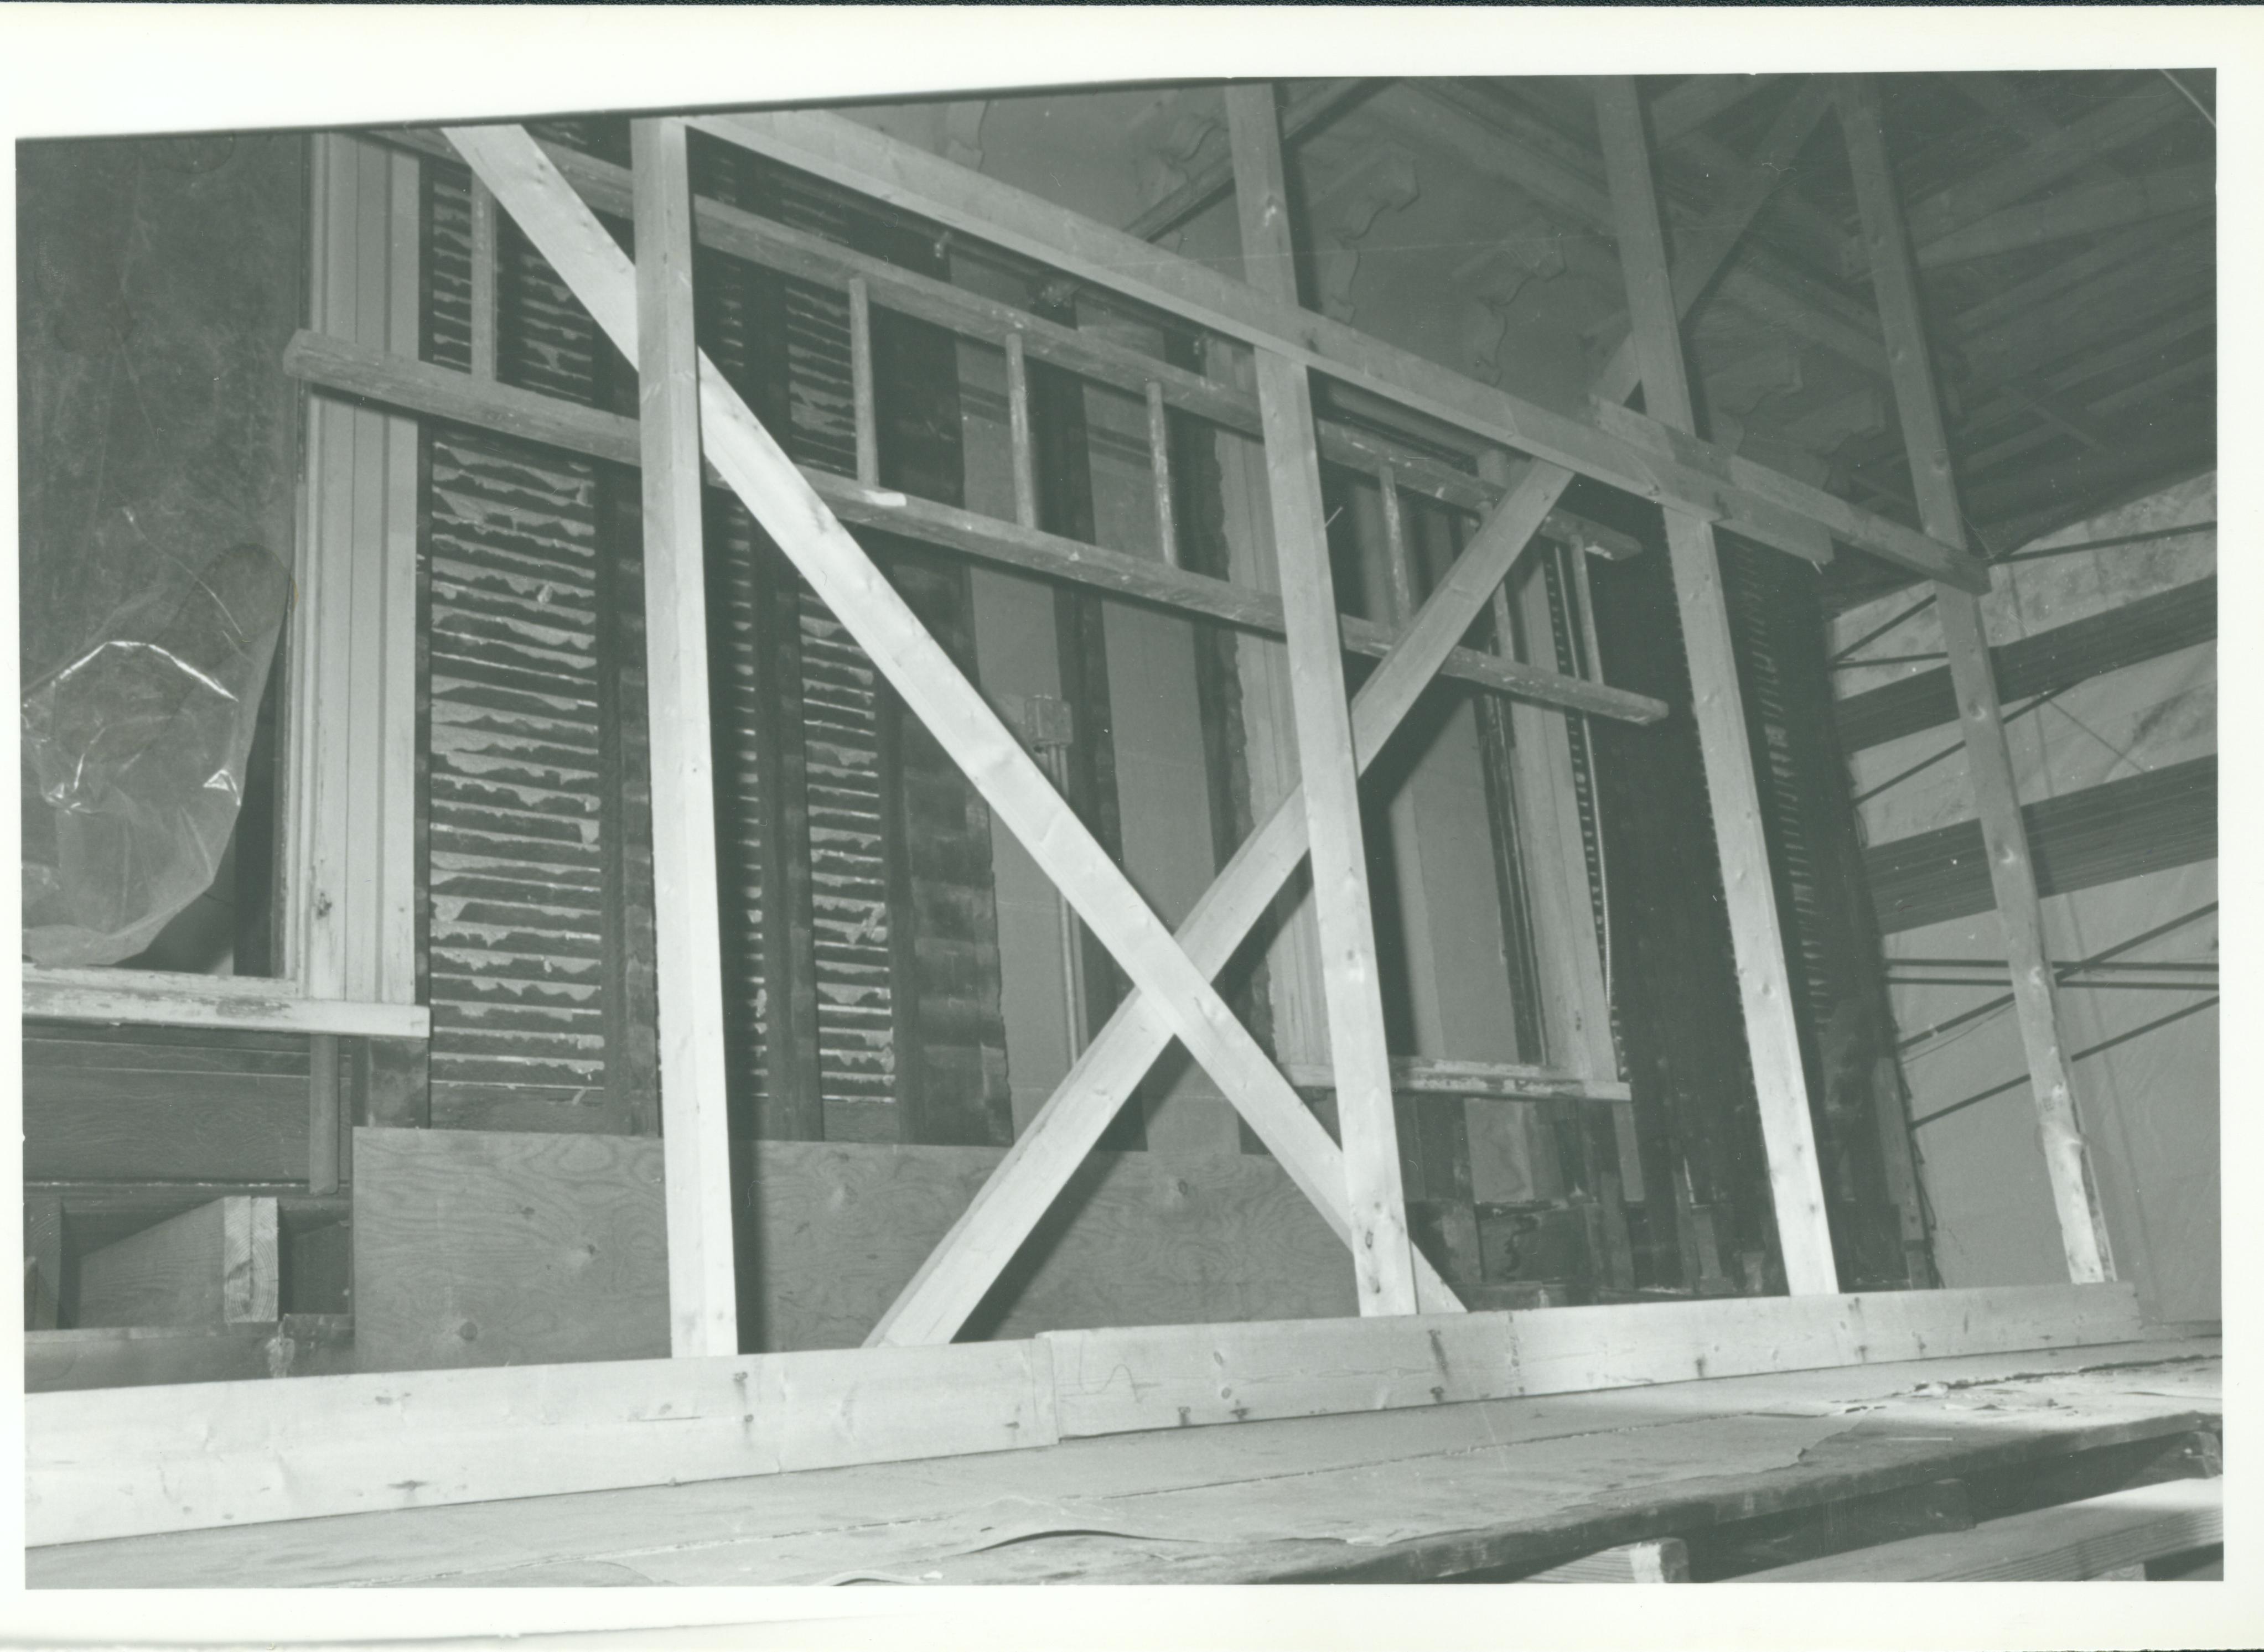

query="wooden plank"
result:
[307,1033,341,1195]
[467,176,498,379]
[1046,1311,1515,1437]
[1595,79,1838,1296]
[1230,84,1418,1318]
[26,1336,1055,1547]
[864,87,1833,1347]
[1523,1538,1689,1583]
[29,1327,272,1393]
[22,967,428,1038]
[282,329,1660,726]
[1920,162,2213,269]
[685,110,1983,591]
[448,120,1458,1320]
[631,117,740,1355]
[1125,77,1378,241]
[26,1195,63,1331]
[1651,74,1781,143]
[76,1198,279,1329]
[1145,379,1178,565]
[1283,1056,1629,1104]
[1748,1478,2220,1581]
[847,274,879,484]
[1003,330,1039,529]
[1838,77,2116,1285]
[351,1126,669,1373]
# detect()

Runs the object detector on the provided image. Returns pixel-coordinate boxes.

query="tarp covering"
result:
[20,518,288,966]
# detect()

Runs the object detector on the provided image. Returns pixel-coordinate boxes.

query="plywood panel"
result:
[740,1139,1352,1352]
[351,1127,669,1372]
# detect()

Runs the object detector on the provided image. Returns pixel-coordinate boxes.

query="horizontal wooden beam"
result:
[27,1282,2146,1546]
[379,120,1635,548]
[1919,163,2214,268]
[1283,1056,1631,1104]
[680,111,1983,590]
[21,967,429,1039]
[282,329,1665,726]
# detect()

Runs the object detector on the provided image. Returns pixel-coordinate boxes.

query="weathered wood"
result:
[447,122,1455,1318]
[685,110,1984,590]
[1522,1537,1689,1583]
[1231,84,1419,1318]
[1283,1056,1629,1104]
[467,175,498,380]
[631,117,740,1354]
[847,274,879,484]
[1003,330,1039,529]
[1748,1478,2220,1581]
[22,967,429,1038]
[866,90,1831,1346]
[75,1198,279,1330]
[1595,78,1838,1295]
[281,329,1661,726]
[1145,380,1178,565]
[26,1195,64,1332]
[1650,74,1781,143]
[1125,77,1378,241]
[351,1126,669,1373]
[1920,162,2213,268]
[1838,77,2116,1285]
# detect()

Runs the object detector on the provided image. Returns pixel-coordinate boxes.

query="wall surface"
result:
[1830,475,2218,1323]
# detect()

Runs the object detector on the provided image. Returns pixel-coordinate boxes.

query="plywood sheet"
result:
[352,1127,669,1372]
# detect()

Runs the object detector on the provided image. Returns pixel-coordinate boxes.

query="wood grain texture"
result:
[1748,1477,2220,1581]
[25,1318,356,1393]
[76,1198,278,1329]
[1522,1537,1688,1582]
[1231,83,1417,1317]
[631,116,740,1354]
[740,1140,1351,1352]
[1838,77,2115,1284]
[351,1127,670,1373]
[22,968,428,1038]
[1595,79,1838,1295]
[28,1337,1053,1546]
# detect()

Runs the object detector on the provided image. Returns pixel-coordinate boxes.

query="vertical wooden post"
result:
[1594,79,1838,1295]
[1228,82,1419,1316]
[1004,331,1039,529]
[1146,380,1180,565]
[848,276,880,485]
[468,178,499,382]
[308,1033,341,1196]
[1377,467,1417,624]
[631,116,741,1355]
[1837,76,2114,1282]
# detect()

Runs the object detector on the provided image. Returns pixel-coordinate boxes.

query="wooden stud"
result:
[1594,77,1838,1295]
[630,116,741,1355]
[848,274,879,485]
[1230,83,1419,1317]
[468,176,499,381]
[1378,467,1416,624]
[1003,330,1038,529]
[307,1033,340,1196]
[1146,379,1179,565]
[1837,76,2115,1284]
[445,122,1461,1320]
[867,84,1836,1345]
[687,110,1985,592]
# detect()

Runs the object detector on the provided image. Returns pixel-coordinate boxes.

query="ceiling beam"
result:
[1649,74,1783,144]
[1122,77,1381,241]
[1920,163,2213,268]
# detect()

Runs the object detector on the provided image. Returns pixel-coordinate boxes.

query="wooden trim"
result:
[1837,77,2116,1284]
[281,329,1664,726]
[1231,86,1419,1317]
[445,122,1458,1321]
[630,117,740,1355]
[1282,1057,1630,1104]
[1595,79,1838,1295]
[26,1282,2148,1546]
[681,110,1985,592]
[22,967,430,1038]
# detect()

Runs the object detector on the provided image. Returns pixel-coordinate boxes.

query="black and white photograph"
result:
[4,7,2246,1646]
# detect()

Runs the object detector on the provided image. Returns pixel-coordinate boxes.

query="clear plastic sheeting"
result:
[21,516,289,967]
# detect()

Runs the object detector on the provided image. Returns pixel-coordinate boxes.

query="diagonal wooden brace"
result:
[445,122,1462,1312]
[867,76,1846,1347]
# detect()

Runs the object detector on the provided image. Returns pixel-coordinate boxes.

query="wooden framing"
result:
[443,121,1468,1323]
[630,118,741,1355]
[1835,78,2117,1282]
[1594,79,1838,1295]
[20,966,429,1038]
[27,1281,2146,1546]
[688,111,1985,594]
[1229,83,1419,1316]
